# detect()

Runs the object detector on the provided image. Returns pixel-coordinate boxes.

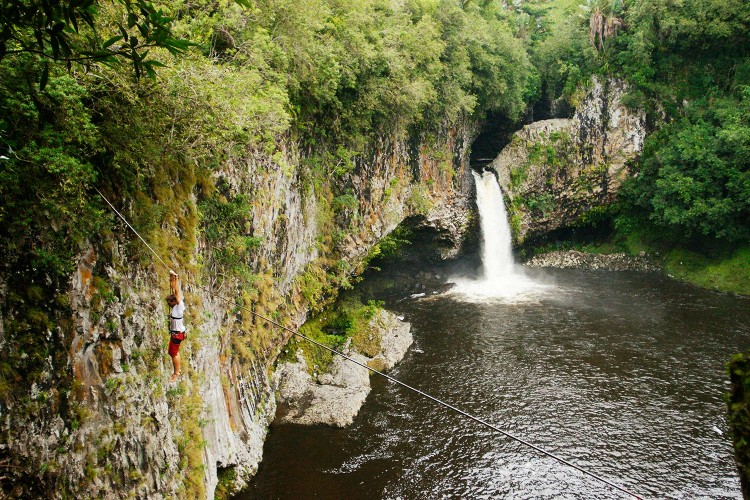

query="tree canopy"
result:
[609,0,750,245]
[0,0,198,80]
[0,0,537,283]
[1,0,749,281]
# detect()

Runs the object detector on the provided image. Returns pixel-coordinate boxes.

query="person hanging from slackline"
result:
[166,270,186,382]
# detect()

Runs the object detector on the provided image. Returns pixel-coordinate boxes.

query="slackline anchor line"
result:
[93,187,643,499]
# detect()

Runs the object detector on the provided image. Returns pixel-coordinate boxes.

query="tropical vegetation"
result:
[1,0,749,494]
[1,0,747,303]
[520,0,750,294]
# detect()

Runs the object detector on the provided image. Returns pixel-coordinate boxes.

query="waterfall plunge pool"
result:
[242,172,750,499]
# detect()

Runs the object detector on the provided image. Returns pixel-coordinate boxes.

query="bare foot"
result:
[169,372,180,382]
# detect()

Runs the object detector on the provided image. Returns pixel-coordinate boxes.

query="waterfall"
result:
[474,170,514,280]
[451,169,546,300]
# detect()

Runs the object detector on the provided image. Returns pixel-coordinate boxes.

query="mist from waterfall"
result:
[451,170,547,301]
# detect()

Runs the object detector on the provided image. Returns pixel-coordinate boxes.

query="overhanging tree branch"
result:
[0,0,198,81]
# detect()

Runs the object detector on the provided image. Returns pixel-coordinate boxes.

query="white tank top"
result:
[170,301,185,332]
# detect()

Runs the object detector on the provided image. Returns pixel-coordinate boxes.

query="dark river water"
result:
[244,267,750,499]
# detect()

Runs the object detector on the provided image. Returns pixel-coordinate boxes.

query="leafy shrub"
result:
[621,91,750,243]
[727,352,750,498]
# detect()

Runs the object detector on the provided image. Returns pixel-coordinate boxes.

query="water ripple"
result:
[248,270,749,499]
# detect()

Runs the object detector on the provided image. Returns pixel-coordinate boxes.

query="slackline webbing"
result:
[94,187,642,499]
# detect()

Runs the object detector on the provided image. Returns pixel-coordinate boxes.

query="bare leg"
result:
[170,353,181,382]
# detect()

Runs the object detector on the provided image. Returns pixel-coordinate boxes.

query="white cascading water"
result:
[475,170,514,280]
[452,170,545,300]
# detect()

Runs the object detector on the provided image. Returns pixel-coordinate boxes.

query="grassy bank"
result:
[662,247,750,296]
[525,230,750,296]
[280,297,384,376]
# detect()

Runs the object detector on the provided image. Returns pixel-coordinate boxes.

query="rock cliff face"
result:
[274,310,412,428]
[1,76,642,499]
[0,124,474,499]
[489,77,646,242]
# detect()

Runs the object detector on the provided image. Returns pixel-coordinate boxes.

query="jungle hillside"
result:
[1,0,749,299]
[1,0,750,497]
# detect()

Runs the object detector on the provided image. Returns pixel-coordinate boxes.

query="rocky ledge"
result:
[524,250,660,272]
[272,309,412,427]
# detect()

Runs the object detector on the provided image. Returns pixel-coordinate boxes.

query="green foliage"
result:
[587,0,750,126]
[509,165,528,190]
[527,0,750,270]
[199,189,261,280]
[286,296,384,375]
[620,89,750,243]
[0,59,99,415]
[526,0,597,110]
[0,0,539,290]
[214,467,238,500]
[296,263,333,312]
[606,218,750,295]
[612,0,750,96]
[176,0,535,149]
[228,0,444,144]
[663,246,750,296]
[727,351,750,498]
[368,226,413,262]
[348,299,384,358]
[527,142,557,166]
[172,377,207,499]
[293,316,346,375]
[524,192,555,216]
[406,183,434,215]
[0,58,104,277]
[575,203,618,229]
[0,0,196,81]
[161,56,291,156]
[332,193,358,214]
[524,0,750,263]
[432,0,535,122]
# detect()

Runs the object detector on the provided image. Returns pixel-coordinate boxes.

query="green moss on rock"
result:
[728,352,750,498]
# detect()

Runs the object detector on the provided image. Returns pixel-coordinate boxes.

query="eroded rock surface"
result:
[274,310,412,427]
[489,77,646,242]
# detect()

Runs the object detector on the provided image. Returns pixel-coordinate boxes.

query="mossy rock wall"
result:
[0,116,474,499]
[728,352,750,499]
[488,77,646,243]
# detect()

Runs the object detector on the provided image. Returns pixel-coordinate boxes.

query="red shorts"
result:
[168,331,185,357]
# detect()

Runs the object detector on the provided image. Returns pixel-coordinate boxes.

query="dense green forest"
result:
[0,0,535,281]
[526,0,750,293]
[602,0,750,292]
[1,0,748,296]
[1,0,749,495]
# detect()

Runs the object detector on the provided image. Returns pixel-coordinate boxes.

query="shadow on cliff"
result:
[354,216,481,304]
